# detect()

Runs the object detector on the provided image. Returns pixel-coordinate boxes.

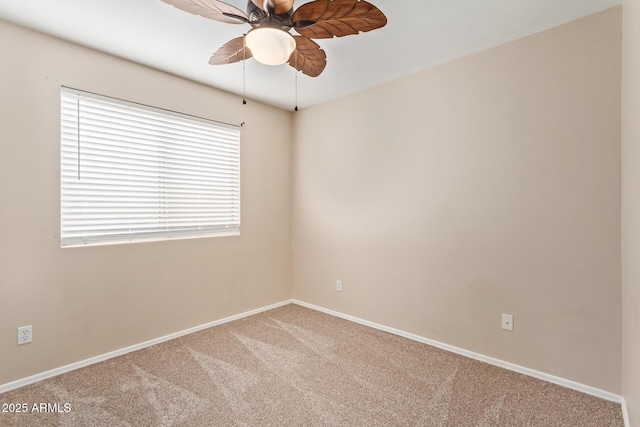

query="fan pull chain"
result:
[294,54,298,112]
[242,35,247,105]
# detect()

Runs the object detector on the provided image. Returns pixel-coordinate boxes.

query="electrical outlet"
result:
[18,325,32,345]
[336,280,342,292]
[501,314,513,332]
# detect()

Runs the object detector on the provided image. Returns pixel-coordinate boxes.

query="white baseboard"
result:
[622,397,631,427]
[293,299,624,405]
[0,299,293,395]
[2,297,627,416]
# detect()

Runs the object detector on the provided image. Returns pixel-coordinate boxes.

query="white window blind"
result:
[60,87,240,247]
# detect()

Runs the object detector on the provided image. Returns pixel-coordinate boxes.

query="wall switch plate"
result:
[18,325,32,345]
[501,314,513,332]
[336,280,342,292]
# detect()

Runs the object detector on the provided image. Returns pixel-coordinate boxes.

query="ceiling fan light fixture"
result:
[245,27,296,66]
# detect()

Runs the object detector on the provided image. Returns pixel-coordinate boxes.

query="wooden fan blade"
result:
[251,0,295,15]
[209,37,253,65]
[292,0,386,39]
[162,0,248,24]
[288,36,326,77]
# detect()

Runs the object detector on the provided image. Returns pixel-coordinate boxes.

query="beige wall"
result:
[0,20,292,386]
[623,0,640,423]
[292,7,622,393]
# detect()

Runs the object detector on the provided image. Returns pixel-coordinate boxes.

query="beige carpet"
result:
[0,304,624,426]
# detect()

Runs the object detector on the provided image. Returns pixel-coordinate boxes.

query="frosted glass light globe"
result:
[245,28,296,66]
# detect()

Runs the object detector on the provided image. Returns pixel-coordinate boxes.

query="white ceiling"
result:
[0,0,622,110]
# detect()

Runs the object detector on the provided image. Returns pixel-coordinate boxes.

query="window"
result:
[60,87,240,247]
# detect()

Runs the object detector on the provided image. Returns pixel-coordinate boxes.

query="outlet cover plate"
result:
[18,325,32,345]
[501,314,513,332]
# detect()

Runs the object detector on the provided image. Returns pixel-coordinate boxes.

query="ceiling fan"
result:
[161,0,387,77]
